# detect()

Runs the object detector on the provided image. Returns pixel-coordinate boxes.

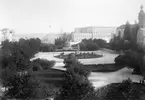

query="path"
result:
[32,50,143,89]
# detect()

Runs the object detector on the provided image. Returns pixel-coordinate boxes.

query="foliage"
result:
[96,78,144,100]
[63,53,80,68]
[79,39,101,51]
[55,33,72,49]
[109,22,140,51]
[123,21,132,41]
[131,23,140,50]
[56,52,102,59]
[39,43,55,52]
[1,72,39,99]
[0,39,47,99]
[34,82,60,99]
[55,53,96,100]
[115,50,144,74]
[93,39,107,48]
[32,58,56,70]
[55,63,94,100]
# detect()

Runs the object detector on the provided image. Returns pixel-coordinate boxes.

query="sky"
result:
[0,0,145,34]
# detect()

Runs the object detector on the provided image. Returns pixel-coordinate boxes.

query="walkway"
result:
[32,50,143,89]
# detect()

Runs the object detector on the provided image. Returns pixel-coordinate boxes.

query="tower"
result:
[137,5,145,49]
[138,5,145,28]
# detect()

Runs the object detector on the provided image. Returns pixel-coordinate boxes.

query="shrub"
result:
[55,66,94,100]
[55,53,95,100]
[79,39,101,51]
[63,53,80,68]
[115,50,144,74]
[1,69,39,99]
[0,39,50,99]
[32,58,56,70]
[39,43,55,52]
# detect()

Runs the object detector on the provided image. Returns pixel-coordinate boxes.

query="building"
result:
[42,33,63,44]
[72,26,116,42]
[137,5,145,49]
[115,25,125,39]
[42,32,73,44]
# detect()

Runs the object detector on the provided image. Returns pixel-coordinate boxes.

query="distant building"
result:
[72,26,116,42]
[137,5,145,49]
[115,25,125,39]
[42,33,63,44]
[42,32,73,44]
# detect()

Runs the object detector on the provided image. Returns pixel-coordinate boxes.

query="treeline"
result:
[79,38,108,51]
[0,39,57,99]
[19,38,55,52]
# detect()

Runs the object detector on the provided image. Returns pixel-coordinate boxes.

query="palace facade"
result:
[72,26,116,42]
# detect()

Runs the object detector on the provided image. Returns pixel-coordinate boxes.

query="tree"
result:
[1,28,14,41]
[32,58,55,70]
[123,21,132,41]
[79,39,100,51]
[55,33,73,49]
[55,54,95,100]
[93,39,107,48]
[115,50,144,74]
[131,23,140,50]
[0,39,43,99]
[55,62,94,100]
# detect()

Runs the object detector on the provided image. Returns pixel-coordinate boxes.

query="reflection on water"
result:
[89,67,143,89]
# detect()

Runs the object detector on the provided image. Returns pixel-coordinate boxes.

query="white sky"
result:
[0,0,145,34]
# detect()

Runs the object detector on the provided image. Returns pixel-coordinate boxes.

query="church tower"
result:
[137,5,145,49]
[138,5,145,28]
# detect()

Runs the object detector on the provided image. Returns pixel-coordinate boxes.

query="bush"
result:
[115,50,144,74]
[34,83,60,99]
[55,66,94,100]
[39,43,55,52]
[79,40,100,51]
[63,53,80,68]
[0,67,39,99]
[100,78,144,100]
[93,39,107,48]
[55,53,95,100]
[32,58,56,70]
[0,39,51,99]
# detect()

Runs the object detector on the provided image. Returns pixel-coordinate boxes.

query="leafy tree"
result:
[123,21,132,41]
[0,39,42,99]
[55,54,95,100]
[79,39,100,51]
[115,50,144,74]
[109,22,139,51]
[93,39,107,48]
[131,23,140,50]
[55,33,72,49]
[39,43,55,52]
[32,58,55,70]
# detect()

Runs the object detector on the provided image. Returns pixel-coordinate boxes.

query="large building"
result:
[72,26,116,42]
[115,25,125,39]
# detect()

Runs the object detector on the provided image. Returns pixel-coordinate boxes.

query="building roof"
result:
[117,25,125,29]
